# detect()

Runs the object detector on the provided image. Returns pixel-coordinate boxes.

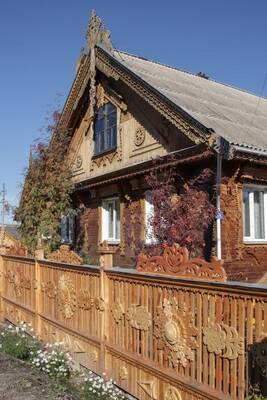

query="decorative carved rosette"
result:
[58,275,77,319]
[154,298,198,367]
[126,305,151,331]
[111,302,124,323]
[134,127,146,147]
[203,323,244,360]
[77,289,94,310]
[136,243,227,282]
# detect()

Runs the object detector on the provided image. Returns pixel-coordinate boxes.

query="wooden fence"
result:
[0,254,267,400]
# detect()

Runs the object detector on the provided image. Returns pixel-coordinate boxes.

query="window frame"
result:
[60,214,75,245]
[144,191,157,245]
[93,102,117,156]
[102,197,120,244]
[243,185,267,243]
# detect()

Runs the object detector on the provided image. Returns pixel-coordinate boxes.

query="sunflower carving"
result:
[58,275,76,319]
[154,298,198,367]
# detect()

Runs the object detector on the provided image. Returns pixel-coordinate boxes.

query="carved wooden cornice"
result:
[136,243,227,282]
[75,147,214,191]
[95,47,213,146]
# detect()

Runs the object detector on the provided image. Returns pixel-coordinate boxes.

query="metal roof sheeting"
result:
[114,50,267,154]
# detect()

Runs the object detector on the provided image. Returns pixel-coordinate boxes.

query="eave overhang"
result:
[74,144,214,192]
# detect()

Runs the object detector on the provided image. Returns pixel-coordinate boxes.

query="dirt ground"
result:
[0,353,72,400]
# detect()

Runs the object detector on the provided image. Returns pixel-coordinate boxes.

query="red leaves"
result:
[145,159,215,257]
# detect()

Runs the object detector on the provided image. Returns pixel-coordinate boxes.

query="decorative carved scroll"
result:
[119,365,128,381]
[136,243,227,282]
[154,298,198,367]
[90,150,118,172]
[86,10,113,53]
[49,245,83,265]
[111,302,124,323]
[6,269,31,297]
[164,386,182,400]
[203,323,244,360]
[137,380,157,400]
[41,281,57,298]
[58,275,77,319]
[126,305,151,331]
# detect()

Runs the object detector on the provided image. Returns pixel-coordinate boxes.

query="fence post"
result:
[97,241,114,377]
[34,245,44,338]
[0,254,4,322]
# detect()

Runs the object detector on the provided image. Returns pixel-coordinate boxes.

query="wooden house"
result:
[0,224,27,256]
[45,12,267,281]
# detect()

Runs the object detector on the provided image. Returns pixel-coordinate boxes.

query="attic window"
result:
[94,102,117,155]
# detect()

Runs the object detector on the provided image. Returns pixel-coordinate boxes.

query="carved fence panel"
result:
[0,254,267,400]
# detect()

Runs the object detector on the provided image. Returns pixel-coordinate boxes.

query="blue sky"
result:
[0,0,267,222]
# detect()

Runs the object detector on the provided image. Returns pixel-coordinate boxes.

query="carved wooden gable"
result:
[68,77,179,184]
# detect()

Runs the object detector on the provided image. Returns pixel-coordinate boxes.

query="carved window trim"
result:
[243,184,267,244]
[93,102,117,156]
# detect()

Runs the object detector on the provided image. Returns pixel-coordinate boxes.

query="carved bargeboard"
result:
[136,243,227,282]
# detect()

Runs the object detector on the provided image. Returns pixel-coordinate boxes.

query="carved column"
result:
[97,241,115,269]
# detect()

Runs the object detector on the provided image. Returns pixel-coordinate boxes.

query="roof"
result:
[113,50,267,155]
[4,224,21,241]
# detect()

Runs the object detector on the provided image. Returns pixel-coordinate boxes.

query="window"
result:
[60,214,75,244]
[102,198,120,243]
[145,191,156,244]
[94,102,117,155]
[243,187,267,242]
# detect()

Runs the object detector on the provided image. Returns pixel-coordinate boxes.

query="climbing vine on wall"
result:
[15,109,75,255]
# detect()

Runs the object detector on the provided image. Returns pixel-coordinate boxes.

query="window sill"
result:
[105,240,120,245]
[92,147,117,159]
[243,240,267,245]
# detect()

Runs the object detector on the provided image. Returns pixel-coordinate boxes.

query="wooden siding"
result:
[1,254,267,399]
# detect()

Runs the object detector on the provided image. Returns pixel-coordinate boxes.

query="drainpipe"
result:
[216,150,222,260]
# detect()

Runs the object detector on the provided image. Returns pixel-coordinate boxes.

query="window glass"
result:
[102,198,120,242]
[254,191,265,239]
[243,190,250,237]
[94,103,117,155]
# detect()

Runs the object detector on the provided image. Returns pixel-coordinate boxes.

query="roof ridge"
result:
[115,49,267,102]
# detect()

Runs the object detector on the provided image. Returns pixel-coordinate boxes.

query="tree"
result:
[145,156,215,257]
[15,109,74,255]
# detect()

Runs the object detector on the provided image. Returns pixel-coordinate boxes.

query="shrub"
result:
[0,321,40,360]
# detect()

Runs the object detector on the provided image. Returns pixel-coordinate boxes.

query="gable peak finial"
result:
[86,10,113,53]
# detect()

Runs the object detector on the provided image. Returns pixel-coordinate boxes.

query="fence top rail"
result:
[1,254,35,264]
[108,266,267,297]
[38,258,101,274]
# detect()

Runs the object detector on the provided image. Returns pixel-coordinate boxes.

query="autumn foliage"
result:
[15,110,74,255]
[145,157,215,257]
